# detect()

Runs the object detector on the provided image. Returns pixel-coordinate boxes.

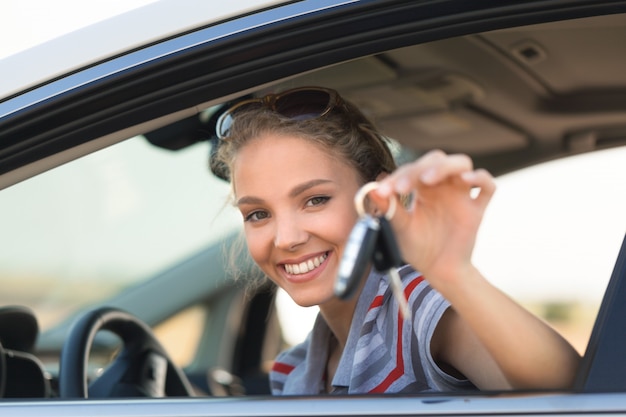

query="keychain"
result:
[334,182,411,319]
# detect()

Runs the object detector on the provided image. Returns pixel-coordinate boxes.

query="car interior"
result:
[0,7,625,400]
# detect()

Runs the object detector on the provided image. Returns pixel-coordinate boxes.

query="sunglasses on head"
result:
[216,87,343,140]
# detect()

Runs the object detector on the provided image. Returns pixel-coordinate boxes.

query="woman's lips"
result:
[281,252,330,283]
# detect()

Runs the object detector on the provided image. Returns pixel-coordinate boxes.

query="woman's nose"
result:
[273,214,308,250]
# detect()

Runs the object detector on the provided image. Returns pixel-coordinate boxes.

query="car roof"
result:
[0,0,289,99]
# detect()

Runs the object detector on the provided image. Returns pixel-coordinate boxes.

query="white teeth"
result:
[284,253,327,275]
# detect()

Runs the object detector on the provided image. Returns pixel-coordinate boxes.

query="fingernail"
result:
[420,168,436,184]
[461,171,475,182]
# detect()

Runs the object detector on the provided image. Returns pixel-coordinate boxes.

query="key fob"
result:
[372,216,404,271]
[335,215,380,299]
[373,216,411,319]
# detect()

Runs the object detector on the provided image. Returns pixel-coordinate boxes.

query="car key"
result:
[373,216,411,319]
[335,180,409,319]
[334,214,380,299]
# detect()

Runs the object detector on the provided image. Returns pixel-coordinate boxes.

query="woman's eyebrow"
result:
[289,179,332,198]
[236,179,332,206]
[236,195,264,206]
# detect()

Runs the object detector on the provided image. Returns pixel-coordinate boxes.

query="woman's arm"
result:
[374,150,581,390]
[432,271,580,390]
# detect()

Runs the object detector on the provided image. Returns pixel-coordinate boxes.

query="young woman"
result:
[214,87,580,395]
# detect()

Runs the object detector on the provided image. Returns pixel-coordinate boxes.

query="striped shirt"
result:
[270,265,475,394]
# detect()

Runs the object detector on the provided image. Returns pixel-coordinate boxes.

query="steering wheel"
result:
[58,307,194,398]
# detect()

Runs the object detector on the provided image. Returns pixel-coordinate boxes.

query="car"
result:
[1,0,626,415]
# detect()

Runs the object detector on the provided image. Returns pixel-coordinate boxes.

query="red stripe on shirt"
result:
[369,295,384,310]
[369,275,424,393]
[404,275,423,299]
[272,361,295,375]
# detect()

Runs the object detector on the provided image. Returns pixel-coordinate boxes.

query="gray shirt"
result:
[270,265,475,394]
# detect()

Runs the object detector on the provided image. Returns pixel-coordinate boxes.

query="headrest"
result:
[0,306,39,352]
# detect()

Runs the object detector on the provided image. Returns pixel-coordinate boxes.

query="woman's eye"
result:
[245,210,269,222]
[306,196,330,207]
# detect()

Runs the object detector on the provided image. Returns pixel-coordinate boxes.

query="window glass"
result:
[0,136,241,331]
[154,305,207,367]
[474,146,626,354]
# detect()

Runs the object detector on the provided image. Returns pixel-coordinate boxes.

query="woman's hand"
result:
[374,150,580,390]
[373,150,495,291]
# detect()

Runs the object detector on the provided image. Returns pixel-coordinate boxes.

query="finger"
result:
[419,153,474,186]
[462,169,496,211]
[378,151,474,197]
[377,150,445,196]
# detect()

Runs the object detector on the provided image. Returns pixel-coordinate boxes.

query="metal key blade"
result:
[375,216,411,320]
[388,267,411,320]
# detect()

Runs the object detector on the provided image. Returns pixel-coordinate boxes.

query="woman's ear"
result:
[375,171,389,181]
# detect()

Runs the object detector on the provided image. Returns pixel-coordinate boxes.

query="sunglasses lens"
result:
[217,113,234,139]
[274,89,333,120]
[217,101,261,139]
[217,89,335,139]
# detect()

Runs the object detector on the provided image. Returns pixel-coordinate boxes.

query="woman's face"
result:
[232,133,362,307]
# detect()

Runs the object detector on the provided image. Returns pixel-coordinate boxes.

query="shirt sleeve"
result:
[415,289,476,391]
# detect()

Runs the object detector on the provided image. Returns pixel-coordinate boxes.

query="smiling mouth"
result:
[283,252,328,275]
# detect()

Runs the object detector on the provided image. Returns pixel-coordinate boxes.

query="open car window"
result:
[2,1,626,413]
[0,136,240,331]
[1,131,624,375]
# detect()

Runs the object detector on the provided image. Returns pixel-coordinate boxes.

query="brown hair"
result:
[214,92,397,192]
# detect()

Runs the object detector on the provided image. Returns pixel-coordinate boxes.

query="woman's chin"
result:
[290,289,335,308]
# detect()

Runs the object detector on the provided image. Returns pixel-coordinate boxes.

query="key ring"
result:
[354,182,396,220]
